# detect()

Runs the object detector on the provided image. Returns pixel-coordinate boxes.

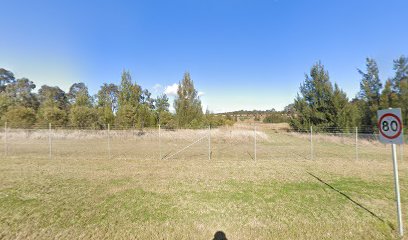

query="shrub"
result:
[2,106,36,128]
[37,107,68,126]
[69,105,98,128]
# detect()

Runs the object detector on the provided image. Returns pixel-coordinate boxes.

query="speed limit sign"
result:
[377,108,403,144]
[377,108,405,237]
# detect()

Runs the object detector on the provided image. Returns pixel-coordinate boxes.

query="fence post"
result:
[159,124,161,160]
[310,126,313,160]
[208,125,211,160]
[4,122,7,157]
[355,127,358,161]
[49,123,52,160]
[254,124,257,161]
[108,124,111,159]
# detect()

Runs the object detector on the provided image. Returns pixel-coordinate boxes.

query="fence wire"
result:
[0,125,406,165]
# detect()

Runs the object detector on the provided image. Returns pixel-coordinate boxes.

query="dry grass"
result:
[0,125,407,239]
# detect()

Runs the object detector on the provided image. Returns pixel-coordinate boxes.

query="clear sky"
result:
[1,0,408,112]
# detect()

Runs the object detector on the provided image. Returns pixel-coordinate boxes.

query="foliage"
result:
[115,70,143,128]
[37,106,68,126]
[290,62,356,132]
[0,68,15,92]
[0,68,231,129]
[68,82,92,107]
[38,85,69,110]
[204,112,234,127]
[392,56,408,129]
[174,72,203,128]
[69,105,98,128]
[357,58,382,131]
[4,78,39,109]
[1,106,36,128]
[289,56,408,133]
[5,54,408,132]
[263,112,289,123]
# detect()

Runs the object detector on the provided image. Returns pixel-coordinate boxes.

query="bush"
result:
[263,113,290,123]
[2,106,36,128]
[69,106,98,128]
[115,104,136,129]
[37,107,68,126]
[159,111,175,129]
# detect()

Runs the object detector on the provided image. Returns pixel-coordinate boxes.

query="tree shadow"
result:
[213,231,228,240]
[306,171,394,230]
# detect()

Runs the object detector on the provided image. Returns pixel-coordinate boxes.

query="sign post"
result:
[377,108,404,237]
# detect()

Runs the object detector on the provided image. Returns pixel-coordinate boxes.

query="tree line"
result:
[0,70,233,129]
[290,56,408,133]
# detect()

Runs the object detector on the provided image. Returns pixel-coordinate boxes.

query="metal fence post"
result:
[355,127,358,161]
[310,126,313,160]
[159,124,161,160]
[4,122,7,157]
[254,124,257,161]
[208,125,211,160]
[108,124,111,159]
[49,123,52,160]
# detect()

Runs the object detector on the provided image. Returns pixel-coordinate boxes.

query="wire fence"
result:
[0,123,406,163]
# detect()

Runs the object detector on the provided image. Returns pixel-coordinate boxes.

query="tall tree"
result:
[0,75,38,121]
[379,79,398,109]
[138,89,155,128]
[358,58,382,131]
[116,70,142,128]
[155,94,170,113]
[68,82,97,128]
[4,78,39,109]
[155,93,172,127]
[97,83,119,113]
[291,62,335,131]
[36,85,69,126]
[96,83,119,125]
[174,72,203,128]
[38,85,69,110]
[392,56,408,128]
[0,68,15,92]
[331,83,353,130]
[68,82,91,107]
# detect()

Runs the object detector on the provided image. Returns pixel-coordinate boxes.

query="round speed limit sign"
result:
[377,108,404,144]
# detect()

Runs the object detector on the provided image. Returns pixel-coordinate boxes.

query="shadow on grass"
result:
[213,231,228,240]
[307,171,394,230]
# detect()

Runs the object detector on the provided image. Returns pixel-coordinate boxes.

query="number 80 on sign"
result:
[377,108,404,144]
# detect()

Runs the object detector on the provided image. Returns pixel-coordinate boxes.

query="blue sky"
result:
[1,0,408,112]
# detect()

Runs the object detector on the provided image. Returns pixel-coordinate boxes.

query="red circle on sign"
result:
[378,113,402,139]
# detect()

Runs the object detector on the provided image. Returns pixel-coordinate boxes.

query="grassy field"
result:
[0,125,407,239]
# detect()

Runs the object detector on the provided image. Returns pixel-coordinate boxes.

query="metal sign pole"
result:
[108,124,111,159]
[310,126,313,160]
[159,124,161,160]
[208,125,211,160]
[49,123,52,160]
[254,124,257,161]
[378,108,404,237]
[356,127,358,161]
[392,143,404,237]
[4,122,7,157]
[401,129,404,162]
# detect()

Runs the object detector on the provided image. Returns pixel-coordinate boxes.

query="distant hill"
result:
[216,109,278,116]
[215,109,290,124]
